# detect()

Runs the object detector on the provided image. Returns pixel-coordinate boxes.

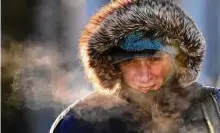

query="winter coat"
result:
[50,0,220,133]
[50,84,220,133]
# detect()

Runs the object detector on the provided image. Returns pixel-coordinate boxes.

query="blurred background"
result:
[1,0,220,133]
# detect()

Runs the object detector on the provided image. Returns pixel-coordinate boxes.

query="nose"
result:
[138,63,152,83]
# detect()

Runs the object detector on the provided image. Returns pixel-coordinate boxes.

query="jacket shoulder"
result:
[200,86,220,132]
[200,86,220,102]
[49,91,127,133]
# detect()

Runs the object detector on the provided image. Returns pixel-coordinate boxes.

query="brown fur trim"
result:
[79,0,206,92]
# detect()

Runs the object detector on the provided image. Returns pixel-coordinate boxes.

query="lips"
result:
[139,84,155,88]
[136,84,156,93]
[137,80,156,88]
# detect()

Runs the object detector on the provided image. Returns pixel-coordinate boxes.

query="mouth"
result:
[137,84,156,93]
[138,82,156,88]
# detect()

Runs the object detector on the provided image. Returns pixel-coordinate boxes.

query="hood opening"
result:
[79,0,205,93]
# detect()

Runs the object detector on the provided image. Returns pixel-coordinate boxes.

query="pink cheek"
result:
[150,65,163,77]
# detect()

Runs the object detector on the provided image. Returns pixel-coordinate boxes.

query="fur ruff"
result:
[79,0,206,92]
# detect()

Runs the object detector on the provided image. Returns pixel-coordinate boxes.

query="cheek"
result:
[122,68,136,83]
[120,65,139,87]
[150,63,171,80]
[150,64,164,77]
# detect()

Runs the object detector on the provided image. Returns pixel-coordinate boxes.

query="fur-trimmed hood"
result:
[79,0,206,92]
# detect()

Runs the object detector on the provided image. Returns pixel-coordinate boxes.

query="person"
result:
[50,0,220,133]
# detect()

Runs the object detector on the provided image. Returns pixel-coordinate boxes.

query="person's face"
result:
[119,52,175,93]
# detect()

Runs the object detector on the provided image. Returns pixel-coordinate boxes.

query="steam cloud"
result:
[2,40,92,111]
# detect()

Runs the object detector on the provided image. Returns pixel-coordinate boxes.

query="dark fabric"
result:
[54,112,83,133]
[111,48,157,64]
[52,87,220,133]
[217,88,220,101]
[200,92,220,132]
[54,105,145,133]
[54,112,96,133]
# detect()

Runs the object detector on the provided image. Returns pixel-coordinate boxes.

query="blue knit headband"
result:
[120,31,178,55]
